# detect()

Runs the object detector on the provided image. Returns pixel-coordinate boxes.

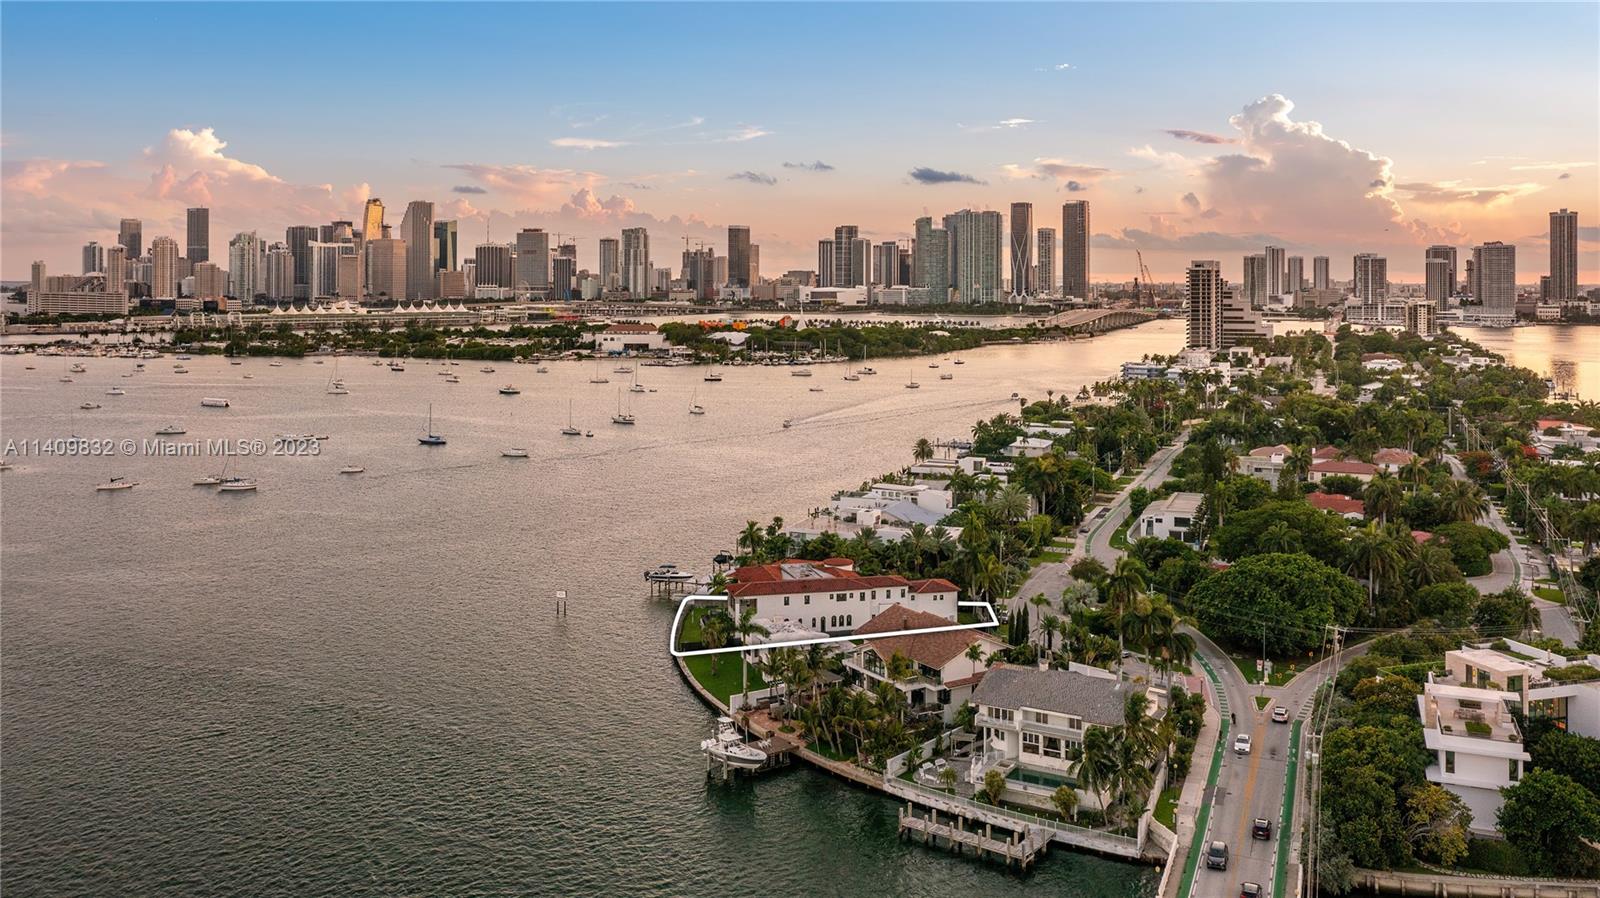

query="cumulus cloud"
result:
[909,167,984,185]
[1394,180,1542,206]
[1181,192,1202,210]
[1165,129,1234,144]
[1065,181,1087,192]
[1092,223,1290,252]
[443,163,602,208]
[728,170,777,186]
[452,185,488,194]
[549,137,628,150]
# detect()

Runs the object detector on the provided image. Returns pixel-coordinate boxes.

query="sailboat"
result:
[629,369,646,393]
[905,369,921,389]
[590,357,610,384]
[418,404,447,445]
[499,384,521,395]
[612,389,636,425]
[95,476,138,491]
[703,367,723,382]
[561,399,582,436]
[326,357,348,394]
[689,388,706,416]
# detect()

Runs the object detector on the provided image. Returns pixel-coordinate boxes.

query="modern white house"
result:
[1530,419,1600,456]
[1131,492,1204,545]
[1419,640,1600,830]
[594,323,668,354]
[845,605,1008,723]
[1003,436,1058,458]
[725,559,959,635]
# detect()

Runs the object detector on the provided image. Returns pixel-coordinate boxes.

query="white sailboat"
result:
[703,367,723,382]
[629,369,646,393]
[590,357,610,384]
[339,465,365,474]
[561,399,582,436]
[218,477,258,492]
[418,404,446,445]
[612,389,636,425]
[905,369,920,389]
[689,388,705,416]
[95,477,138,491]
[326,357,348,394]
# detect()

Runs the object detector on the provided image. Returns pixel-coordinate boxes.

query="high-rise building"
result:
[361,199,385,246]
[1036,228,1057,295]
[552,256,577,300]
[1285,256,1304,293]
[193,261,227,302]
[832,226,867,287]
[265,243,295,301]
[1425,257,1453,311]
[367,238,407,300]
[514,228,550,291]
[285,225,317,300]
[913,216,950,303]
[1009,202,1034,296]
[727,225,752,288]
[1264,245,1286,297]
[400,200,436,299]
[308,241,351,298]
[1550,209,1579,302]
[118,219,143,259]
[1472,241,1516,325]
[473,243,513,290]
[186,207,210,263]
[873,241,903,287]
[750,245,761,285]
[598,237,621,291]
[1352,253,1388,303]
[228,231,266,304]
[1312,255,1330,290]
[82,241,104,275]
[150,236,179,300]
[621,228,650,298]
[1404,299,1438,337]
[943,209,1003,303]
[1061,201,1090,300]
[1424,245,1457,300]
[433,220,458,273]
[817,239,835,287]
[1221,284,1271,348]
[103,245,127,294]
[1242,253,1268,306]
[1186,260,1224,350]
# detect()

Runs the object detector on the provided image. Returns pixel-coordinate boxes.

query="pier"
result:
[897,803,1051,870]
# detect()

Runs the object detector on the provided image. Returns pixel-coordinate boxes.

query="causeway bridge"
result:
[1040,307,1159,334]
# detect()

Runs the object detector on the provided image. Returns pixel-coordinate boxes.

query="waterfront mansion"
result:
[726,558,960,635]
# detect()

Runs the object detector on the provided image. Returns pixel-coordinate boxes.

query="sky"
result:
[3,1,1598,284]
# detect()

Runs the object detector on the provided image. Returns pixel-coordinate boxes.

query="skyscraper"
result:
[621,228,650,298]
[186,207,210,263]
[118,219,143,259]
[1285,255,1304,293]
[1424,245,1457,300]
[1264,245,1286,296]
[433,220,458,273]
[473,243,513,291]
[285,225,317,300]
[832,225,866,288]
[1550,209,1579,302]
[82,241,104,275]
[1425,257,1452,311]
[1036,228,1057,294]
[1186,260,1224,350]
[598,237,621,291]
[514,228,550,290]
[228,231,266,304]
[265,243,294,301]
[1352,253,1387,303]
[552,256,576,300]
[361,199,385,245]
[1061,201,1090,300]
[1472,241,1516,326]
[727,225,752,288]
[366,239,407,300]
[943,209,1003,303]
[1009,202,1034,296]
[913,216,949,303]
[1312,256,1330,290]
[150,236,179,300]
[400,201,436,299]
[873,241,902,287]
[1242,253,1268,306]
[103,245,127,294]
[817,239,835,287]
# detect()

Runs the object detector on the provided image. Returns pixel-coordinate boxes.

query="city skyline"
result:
[3,2,1598,283]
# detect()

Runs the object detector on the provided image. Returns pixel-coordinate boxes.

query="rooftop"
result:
[1141,492,1204,517]
[1312,459,1378,476]
[1307,492,1365,516]
[859,604,1003,669]
[970,664,1131,727]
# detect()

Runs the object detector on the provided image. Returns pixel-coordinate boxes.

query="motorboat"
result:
[929,363,940,368]
[230,360,242,366]
[501,448,530,458]
[940,373,954,380]
[782,419,793,428]
[155,424,187,435]
[200,397,230,407]
[585,431,594,437]
[59,376,73,383]
[859,367,877,375]
[843,373,860,382]
[327,379,349,395]
[175,355,192,361]
[644,564,696,583]
[790,367,813,377]
[700,717,767,770]
[953,358,965,365]
[630,383,646,393]
[499,384,521,395]
[809,387,824,392]
[389,362,406,372]
[69,363,88,373]
[268,361,283,368]
[339,465,365,474]
[243,374,255,379]
[418,404,446,445]
[480,366,496,373]
[95,477,138,491]
[536,366,550,374]
[445,375,461,384]
[80,402,102,410]
[218,477,258,492]
[613,366,634,374]
[703,370,723,382]
[173,366,189,374]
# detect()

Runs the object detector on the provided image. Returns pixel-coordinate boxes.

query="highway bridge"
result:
[1040,307,1159,334]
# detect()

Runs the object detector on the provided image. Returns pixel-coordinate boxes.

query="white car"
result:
[1272,705,1291,723]
[1234,733,1252,755]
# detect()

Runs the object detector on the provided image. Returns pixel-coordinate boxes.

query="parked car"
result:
[1252,817,1272,840]
[1234,733,1252,755]
[1205,840,1229,871]
[1240,882,1262,898]
[1272,705,1290,723]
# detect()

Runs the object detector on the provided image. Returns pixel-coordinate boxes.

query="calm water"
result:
[0,323,1183,897]
[1452,323,1600,399]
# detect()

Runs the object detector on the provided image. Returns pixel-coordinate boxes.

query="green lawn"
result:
[1534,586,1566,604]
[1034,550,1067,565]
[1254,695,1271,710]
[1226,649,1299,686]
[684,653,767,705]
[1154,785,1180,830]
[1109,519,1132,550]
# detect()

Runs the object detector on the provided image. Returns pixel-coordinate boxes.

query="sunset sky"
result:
[3,1,1597,284]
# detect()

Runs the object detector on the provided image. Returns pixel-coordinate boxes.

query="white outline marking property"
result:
[668,595,1001,657]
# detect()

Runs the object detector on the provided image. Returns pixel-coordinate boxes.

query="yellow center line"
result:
[1233,713,1267,853]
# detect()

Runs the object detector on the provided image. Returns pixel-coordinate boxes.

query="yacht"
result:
[689,389,705,416]
[95,477,138,491]
[613,365,634,374]
[80,402,102,410]
[193,474,225,487]
[590,358,610,384]
[561,400,583,436]
[175,355,192,361]
[929,363,940,368]
[389,362,406,372]
[703,369,723,382]
[106,387,126,396]
[499,384,521,395]
[940,373,954,380]
[268,361,284,368]
[700,717,767,770]
[790,367,813,377]
[418,404,446,445]
[644,564,696,584]
[339,465,365,474]
[480,366,496,374]
[200,397,230,408]
[155,424,187,435]
[218,477,258,492]
[905,372,920,389]
[501,447,530,458]
[953,358,966,365]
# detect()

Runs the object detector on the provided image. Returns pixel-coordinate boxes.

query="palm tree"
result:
[1078,726,1120,818]
[913,437,935,464]
[1442,479,1490,523]
[737,520,766,562]
[1257,520,1302,554]
[1408,541,1460,589]
[1572,504,1600,556]
[1104,558,1148,680]
[1346,521,1402,608]
[988,483,1032,524]
[732,605,772,708]
[1364,470,1404,524]
[1400,457,1431,491]
[700,608,732,673]
[1282,443,1315,489]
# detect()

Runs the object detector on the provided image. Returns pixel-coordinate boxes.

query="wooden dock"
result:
[898,803,1050,870]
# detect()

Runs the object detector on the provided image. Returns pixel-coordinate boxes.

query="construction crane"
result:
[1135,249,1156,307]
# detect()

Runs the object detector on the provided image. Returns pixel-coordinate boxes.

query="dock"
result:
[898,802,1050,870]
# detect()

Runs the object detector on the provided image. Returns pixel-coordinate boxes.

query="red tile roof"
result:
[726,574,904,598]
[1249,443,1291,458]
[908,578,959,594]
[1312,460,1377,475]
[1307,492,1366,516]
[1312,445,1342,460]
[1372,448,1416,465]
[858,605,1002,669]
